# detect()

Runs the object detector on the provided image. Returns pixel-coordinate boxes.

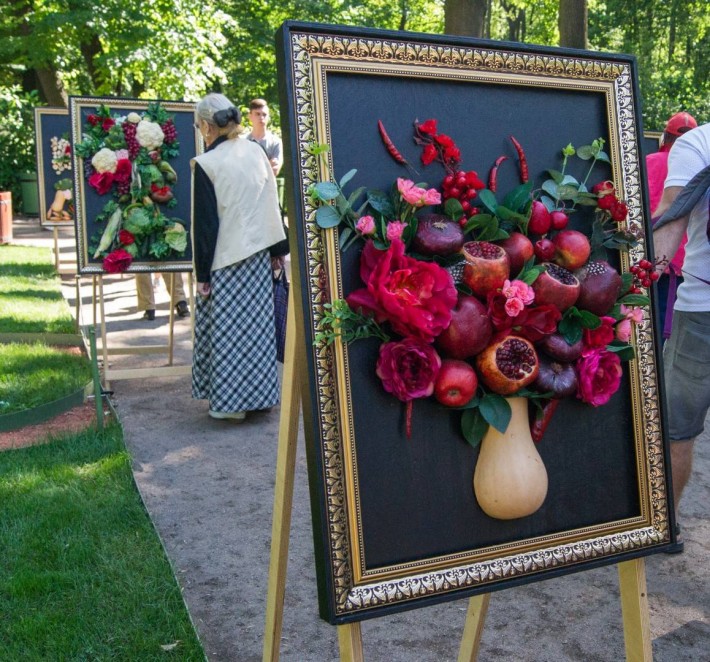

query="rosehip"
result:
[640,259,652,270]
[461,200,471,212]
[466,188,478,199]
[650,271,660,281]
[642,278,652,287]
[637,269,647,280]
[444,175,454,189]
[449,187,461,199]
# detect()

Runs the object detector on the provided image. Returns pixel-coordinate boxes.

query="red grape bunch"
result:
[122,122,140,159]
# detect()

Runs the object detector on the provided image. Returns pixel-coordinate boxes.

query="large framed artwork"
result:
[276,22,675,624]
[34,107,75,228]
[69,96,198,274]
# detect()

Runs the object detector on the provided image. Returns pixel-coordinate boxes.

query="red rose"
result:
[610,200,628,222]
[118,230,135,245]
[102,248,133,274]
[417,119,438,135]
[512,304,562,342]
[421,143,437,165]
[102,117,115,132]
[597,194,616,210]
[592,180,615,196]
[346,239,457,343]
[376,337,441,402]
[87,114,100,126]
[114,158,132,184]
[576,347,622,406]
[88,171,115,195]
[583,316,615,348]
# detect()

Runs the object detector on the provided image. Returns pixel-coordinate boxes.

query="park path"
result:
[9,217,710,661]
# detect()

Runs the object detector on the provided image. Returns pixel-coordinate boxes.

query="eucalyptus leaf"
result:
[560,175,579,186]
[576,144,594,160]
[339,168,357,189]
[540,195,557,211]
[314,181,340,201]
[541,179,559,199]
[479,394,512,434]
[315,205,341,228]
[557,184,581,200]
[546,169,564,184]
[368,190,395,218]
[461,409,487,448]
[596,150,611,164]
[347,186,366,207]
[478,189,498,213]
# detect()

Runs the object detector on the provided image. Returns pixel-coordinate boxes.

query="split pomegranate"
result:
[475,334,539,395]
[411,213,465,257]
[575,260,623,316]
[531,263,581,312]
[461,241,510,298]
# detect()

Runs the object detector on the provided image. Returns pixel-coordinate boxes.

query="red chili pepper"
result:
[530,398,559,443]
[378,120,409,166]
[405,400,413,439]
[488,155,509,193]
[509,135,529,183]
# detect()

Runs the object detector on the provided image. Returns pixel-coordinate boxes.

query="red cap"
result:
[665,112,698,137]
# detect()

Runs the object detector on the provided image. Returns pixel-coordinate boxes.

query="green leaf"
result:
[347,186,366,207]
[314,181,340,201]
[576,144,594,160]
[339,169,357,189]
[541,179,559,199]
[367,190,395,218]
[607,342,636,361]
[445,197,464,219]
[477,217,501,241]
[479,394,512,434]
[478,189,498,214]
[578,310,601,329]
[461,409,487,448]
[519,264,544,285]
[315,205,341,229]
[558,316,583,345]
[495,205,525,222]
[620,294,651,306]
[540,195,556,211]
[546,169,564,184]
[557,184,581,201]
[596,151,611,164]
[502,182,533,213]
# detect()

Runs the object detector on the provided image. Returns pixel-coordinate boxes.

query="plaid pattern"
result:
[192,250,280,413]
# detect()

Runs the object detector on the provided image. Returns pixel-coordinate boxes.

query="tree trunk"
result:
[35,68,68,107]
[399,0,408,31]
[444,0,488,38]
[558,0,588,49]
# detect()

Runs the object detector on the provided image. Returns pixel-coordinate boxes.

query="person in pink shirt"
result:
[646,111,698,339]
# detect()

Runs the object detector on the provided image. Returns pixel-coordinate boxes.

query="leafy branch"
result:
[314,299,390,346]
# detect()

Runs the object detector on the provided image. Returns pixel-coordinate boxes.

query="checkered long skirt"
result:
[192,250,280,413]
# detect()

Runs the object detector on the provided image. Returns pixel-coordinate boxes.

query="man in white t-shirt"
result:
[246,99,283,176]
[653,121,710,538]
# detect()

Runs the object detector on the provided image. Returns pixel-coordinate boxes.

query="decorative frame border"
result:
[69,96,198,274]
[278,23,672,623]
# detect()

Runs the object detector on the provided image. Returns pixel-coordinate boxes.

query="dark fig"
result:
[536,332,583,363]
[534,356,578,398]
[411,213,464,257]
[575,260,623,316]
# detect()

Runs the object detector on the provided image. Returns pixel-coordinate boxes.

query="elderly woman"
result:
[191,93,286,420]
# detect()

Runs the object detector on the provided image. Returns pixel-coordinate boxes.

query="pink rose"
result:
[576,348,622,406]
[102,248,133,274]
[397,178,442,207]
[346,239,457,343]
[376,337,441,402]
[386,220,407,242]
[616,305,643,342]
[356,215,376,236]
[583,316,615,348]
[88,171,115,195]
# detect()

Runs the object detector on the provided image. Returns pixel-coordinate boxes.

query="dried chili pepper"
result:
[509,135,529,183]
[530,398,560,443]
[405,400,413,439]
[488,155,509,193]
[378,120,408,166]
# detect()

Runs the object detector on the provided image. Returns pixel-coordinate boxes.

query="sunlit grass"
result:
[0,244,75,334]
[0,424,205,660]
[0,342,91,415]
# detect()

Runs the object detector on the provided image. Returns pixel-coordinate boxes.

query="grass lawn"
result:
[0,342,92,415]
[0,244,75,334]
[0,423,205,660]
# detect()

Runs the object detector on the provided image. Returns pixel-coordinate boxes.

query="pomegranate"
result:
[436,294,493,359]
[536,332,583,363]
[575,260,623,316]
[475,335,540,395]
[411,213,465,257]
[534,238,556,262]
[552,230,591,271]
[461,241,510,298]
[528,200,551,235]
[531,263,581,312]
[533,356,578,398]
[550,210,569,230]
[497,232,534,277]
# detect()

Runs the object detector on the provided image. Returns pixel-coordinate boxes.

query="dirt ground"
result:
[11,219,710,661]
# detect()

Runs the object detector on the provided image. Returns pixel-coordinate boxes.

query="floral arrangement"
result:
[312,119,655,450]
[50,134,72,174]
[74,102,188,273]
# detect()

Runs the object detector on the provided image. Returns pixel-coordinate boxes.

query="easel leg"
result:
[168,272,175,366]
[98,275,110,390]
[337,622,364,662]
[53,226,60,271]
[618,558,653,662]
[263,285,303,662]
[458,593,490,662]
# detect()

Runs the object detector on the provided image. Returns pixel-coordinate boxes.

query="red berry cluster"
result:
[629,259,660,292]
[122,122,140,159]
[592,180,628,223]
[441,170,486,219]
[161,119,177,144]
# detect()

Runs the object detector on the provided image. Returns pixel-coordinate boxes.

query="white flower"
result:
[114,148,129,161]
[91,147,118,174]
[126,112,141,124]
[136,120,164,150]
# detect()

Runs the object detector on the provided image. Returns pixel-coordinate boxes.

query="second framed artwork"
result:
[69,96,199,274]
[277,22,675,624]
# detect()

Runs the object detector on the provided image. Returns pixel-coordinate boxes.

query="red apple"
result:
[534,238,556,262]
[550,210,569,230]
[434,359,478,407]
[436,294,493,359]
[552,229,591,271]
[528,200,552,235]
[497,232,534,277]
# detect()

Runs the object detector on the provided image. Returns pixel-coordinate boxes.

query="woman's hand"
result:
[197,282,211,298]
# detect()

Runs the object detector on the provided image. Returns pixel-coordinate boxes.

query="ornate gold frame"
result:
[281,25,670,621]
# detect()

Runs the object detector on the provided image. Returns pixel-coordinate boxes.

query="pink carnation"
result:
[501,279,535,317]
[397,178,442,207]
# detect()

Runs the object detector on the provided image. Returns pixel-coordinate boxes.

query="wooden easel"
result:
[83,271,195,388]
[47,222,77,275]
[262,287,654,661]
